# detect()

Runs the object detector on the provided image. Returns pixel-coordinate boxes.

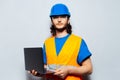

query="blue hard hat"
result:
[50,3,71,17]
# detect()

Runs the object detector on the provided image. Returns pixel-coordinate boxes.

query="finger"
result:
[60,73,63,77]
[44,65,47,69]
[32,70,35,73]
[55,68,62,72]
[54,70,62,75]
[34,71,38,75]
[27,71,31,73]
[61,74,66,79]
[32,70,37,75]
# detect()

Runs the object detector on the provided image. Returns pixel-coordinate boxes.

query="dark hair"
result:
[50,23,72,36]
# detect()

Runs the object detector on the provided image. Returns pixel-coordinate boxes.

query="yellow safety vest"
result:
[45,34,82,80]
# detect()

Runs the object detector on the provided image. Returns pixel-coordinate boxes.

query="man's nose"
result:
[57,17,62,22]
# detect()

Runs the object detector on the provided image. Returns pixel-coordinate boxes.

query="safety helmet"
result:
[50,3,71,17]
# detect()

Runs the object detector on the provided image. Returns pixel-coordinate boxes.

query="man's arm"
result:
[68,58,93,75]
[54,58,93,79]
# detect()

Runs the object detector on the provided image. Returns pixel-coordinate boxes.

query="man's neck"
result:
[55,30,68,38]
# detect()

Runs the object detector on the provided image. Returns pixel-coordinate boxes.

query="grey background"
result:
[0,0,120,80]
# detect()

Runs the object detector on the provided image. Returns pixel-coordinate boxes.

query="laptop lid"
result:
[24,47,45,74]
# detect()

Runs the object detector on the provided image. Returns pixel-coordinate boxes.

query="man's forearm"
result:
[68,58,93,76]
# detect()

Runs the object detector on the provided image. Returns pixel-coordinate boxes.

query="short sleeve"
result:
[77,39,92,64]
[42,44,47,64]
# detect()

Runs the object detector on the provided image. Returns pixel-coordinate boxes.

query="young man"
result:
[31,3,93,80]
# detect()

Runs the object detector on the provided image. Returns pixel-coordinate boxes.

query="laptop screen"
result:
[24,47,45,74]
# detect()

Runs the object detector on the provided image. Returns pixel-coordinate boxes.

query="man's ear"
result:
[68,19,70,24]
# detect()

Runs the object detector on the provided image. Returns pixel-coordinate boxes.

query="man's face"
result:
[51,15,69,31]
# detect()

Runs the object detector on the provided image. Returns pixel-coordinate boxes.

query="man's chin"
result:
[55,27,66,32]
[56,25,64,28]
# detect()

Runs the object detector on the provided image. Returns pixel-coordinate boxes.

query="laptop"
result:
[24,47,45,74]
[24,47,55,76]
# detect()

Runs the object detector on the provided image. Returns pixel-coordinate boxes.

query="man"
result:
[31,3,93,80]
